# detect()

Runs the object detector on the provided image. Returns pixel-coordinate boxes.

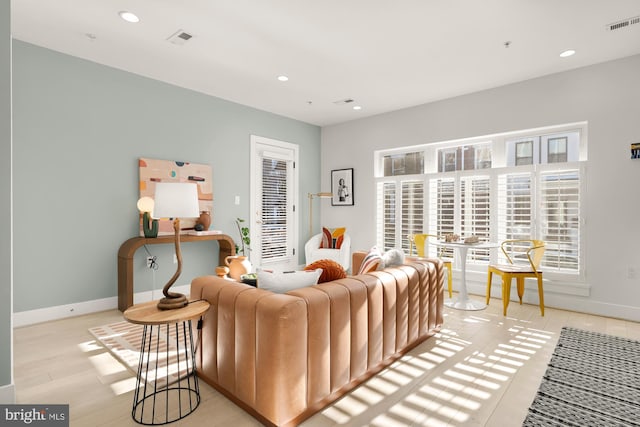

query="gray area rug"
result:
[523,327,640,426]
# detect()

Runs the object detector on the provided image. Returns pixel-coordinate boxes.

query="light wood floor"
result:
[13,295,640,427]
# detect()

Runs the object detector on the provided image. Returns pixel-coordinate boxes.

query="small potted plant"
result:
[235,217,251,256]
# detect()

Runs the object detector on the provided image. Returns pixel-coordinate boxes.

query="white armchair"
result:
[304,233,351,271]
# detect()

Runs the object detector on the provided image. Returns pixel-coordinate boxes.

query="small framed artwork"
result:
[631,143,640,159]
[331,168,354,206]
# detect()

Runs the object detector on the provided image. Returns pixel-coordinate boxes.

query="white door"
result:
[250,135,299,271]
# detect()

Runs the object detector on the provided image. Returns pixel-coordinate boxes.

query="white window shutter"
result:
[401,180,424,253]
[539,169,580,272]
[260,157,290,262]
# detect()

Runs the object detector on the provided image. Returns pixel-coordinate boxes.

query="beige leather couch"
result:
[190,252,444,426]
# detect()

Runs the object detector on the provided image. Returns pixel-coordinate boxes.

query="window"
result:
[401,181,424,254]
[539,169,580,272]
[260,158,289,260]
[437,143,492,172]
[548,137,568,163]
[378,180,426,254]
[383,151,424,176]
[460,175,491,262]
[507,131,579,166]
[376,123,586,281]
[516,141,534,165]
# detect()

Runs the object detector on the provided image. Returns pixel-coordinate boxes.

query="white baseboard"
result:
[0,383,15,404]
[467,279,640,322]
[12,284,191,328]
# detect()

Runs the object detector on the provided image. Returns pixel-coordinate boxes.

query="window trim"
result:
[375,122,587,284]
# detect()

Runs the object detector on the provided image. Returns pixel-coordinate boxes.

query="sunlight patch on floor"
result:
[110,377,137,395]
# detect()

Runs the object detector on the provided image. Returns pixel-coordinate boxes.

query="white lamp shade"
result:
[153,183,200,219]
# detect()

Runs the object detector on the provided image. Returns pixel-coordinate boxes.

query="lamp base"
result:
[157,293,188,310]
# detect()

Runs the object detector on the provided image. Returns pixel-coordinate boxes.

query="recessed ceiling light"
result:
[277,75,289,82]
[119,11,140,23]
[353,105,362,111]
[560,49,576,58]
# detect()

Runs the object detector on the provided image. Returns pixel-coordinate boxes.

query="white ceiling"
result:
[10,0,640,126]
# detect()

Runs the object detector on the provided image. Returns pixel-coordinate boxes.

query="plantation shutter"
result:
[460,175,491,262]
[539,169,580,272]
[378,182,397,251]
[260,156,290,262]
[428,177,455,257]
[497,172,533,239]
[401,180,424,254]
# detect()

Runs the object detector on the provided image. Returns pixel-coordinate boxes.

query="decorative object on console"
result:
[224,255,252,281]
[136,196,158,238]
[139,158,213,236]
[320,226,346,249]
[256,268,323,293]
[195,211,211,231]
[304,259,347,283]
[153,182,200,310]
[307,192,332,236]
[358,246,383,274]
[331,168,354,206]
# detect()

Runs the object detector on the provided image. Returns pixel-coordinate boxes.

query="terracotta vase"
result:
[225,255,252,281]
[197,211,211,230]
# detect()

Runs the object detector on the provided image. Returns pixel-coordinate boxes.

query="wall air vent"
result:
[606,16,640,31]
[167,29,194,45]
[333,98,355,105]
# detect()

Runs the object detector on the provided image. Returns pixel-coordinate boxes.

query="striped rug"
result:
[523,327,640,426]
[89,320,193,388]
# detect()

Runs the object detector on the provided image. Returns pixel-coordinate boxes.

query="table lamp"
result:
[308,192,332,236]
[136,196,158,238]
[153,182,200,310]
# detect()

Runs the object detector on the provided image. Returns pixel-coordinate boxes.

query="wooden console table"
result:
[118,234,235,311]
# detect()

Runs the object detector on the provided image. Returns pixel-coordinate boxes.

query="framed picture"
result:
[331,168,354,206]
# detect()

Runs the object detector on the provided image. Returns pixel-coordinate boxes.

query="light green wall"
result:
[12,40,321,312]
[1,0,12,393]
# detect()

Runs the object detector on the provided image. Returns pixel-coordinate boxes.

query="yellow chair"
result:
[486,239,545,316]
[409,234,453,298]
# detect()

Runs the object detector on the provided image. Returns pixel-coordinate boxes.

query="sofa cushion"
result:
[320,226,346,249]
[257,268,323,293]
[358,246,382,274]
[304,259,347,283]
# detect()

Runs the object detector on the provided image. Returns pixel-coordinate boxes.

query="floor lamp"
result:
[153,182,200,310]
[308,192,332,236]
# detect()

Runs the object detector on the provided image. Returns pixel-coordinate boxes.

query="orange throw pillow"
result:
[304,259,347,283]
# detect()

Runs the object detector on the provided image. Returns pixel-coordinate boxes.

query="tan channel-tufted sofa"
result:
[190,251,444,426]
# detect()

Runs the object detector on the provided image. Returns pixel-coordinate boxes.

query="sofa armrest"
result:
[352,251,367,274]
[191,276,309,426]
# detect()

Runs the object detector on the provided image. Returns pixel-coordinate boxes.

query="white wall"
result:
[321,54,640,321]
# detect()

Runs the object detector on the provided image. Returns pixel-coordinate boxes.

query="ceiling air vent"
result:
[333,98,355,105]
[167,29,193,45]
[606,16,640,31]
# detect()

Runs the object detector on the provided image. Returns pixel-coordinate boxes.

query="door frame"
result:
[249,135,299,270]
